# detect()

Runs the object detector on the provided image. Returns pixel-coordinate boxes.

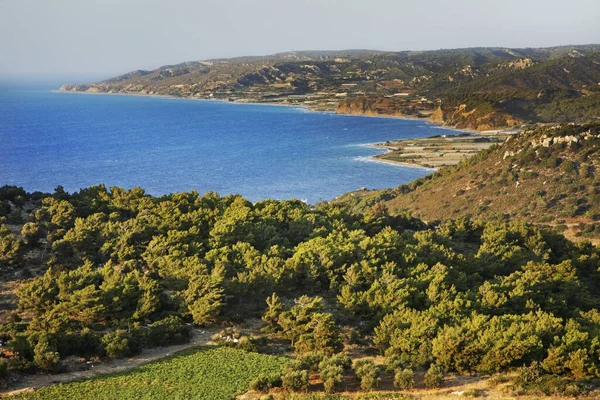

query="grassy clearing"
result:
[14,346,288,400]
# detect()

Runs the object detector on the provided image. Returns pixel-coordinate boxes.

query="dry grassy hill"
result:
[338,123,600,241]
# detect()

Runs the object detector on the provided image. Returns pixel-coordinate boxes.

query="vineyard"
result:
[13,346,289,400]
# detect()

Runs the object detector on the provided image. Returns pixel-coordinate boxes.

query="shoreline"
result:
[364,144,439,171]
[54,89,446,124]
[53,89,491,170]
[52,89,312,111]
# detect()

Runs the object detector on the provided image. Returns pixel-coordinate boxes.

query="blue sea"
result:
[0,82,456,203]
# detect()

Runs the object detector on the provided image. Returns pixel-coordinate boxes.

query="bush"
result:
[319,353,352,371]
[423,364,444,388]
[394,368,414,389]
[33,337,60,372]
[282,369,310,393]
[385,353,407,373]
[144,316,191,347]
[249,372,282,393]
[462,389,485,397]
[353,359,380,391]
[8,334,33,361]
[520,361,543,383]
[21,222,44,247]
[101,330,140,359]
[56,330,103,358]
[320,364,344,394]
[237,336,258,352]
[297,351,325,372]
[9,359,36,373]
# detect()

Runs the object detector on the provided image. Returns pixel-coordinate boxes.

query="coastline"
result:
[54,89,448,123]
[52,89,312,111]
[53,88,480,170]
[364,144,439,171]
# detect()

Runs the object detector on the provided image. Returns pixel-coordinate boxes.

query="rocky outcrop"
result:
[531,129,600,148]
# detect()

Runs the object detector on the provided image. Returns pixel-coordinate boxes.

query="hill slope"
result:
[337,122,600,240]
[60,45,600,130]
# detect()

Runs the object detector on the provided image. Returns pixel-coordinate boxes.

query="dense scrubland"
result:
[1,139,600,397]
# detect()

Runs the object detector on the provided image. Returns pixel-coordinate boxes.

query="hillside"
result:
[2,183,600,397]
[59,45,600,130]
[337,122,600,241]
[1,184,600,398]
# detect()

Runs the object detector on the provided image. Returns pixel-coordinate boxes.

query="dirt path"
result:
[1,328,215,397]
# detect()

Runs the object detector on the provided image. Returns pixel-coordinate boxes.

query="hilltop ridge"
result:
[60,45,600,130]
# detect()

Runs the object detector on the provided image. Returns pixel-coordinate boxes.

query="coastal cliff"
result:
[335,98,522,131]
[335,96,431,119]
[430,103,523,131]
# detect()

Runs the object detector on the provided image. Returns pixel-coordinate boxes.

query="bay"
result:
[0,83,456,203]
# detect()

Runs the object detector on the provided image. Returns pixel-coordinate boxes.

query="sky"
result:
[1,0,599,79]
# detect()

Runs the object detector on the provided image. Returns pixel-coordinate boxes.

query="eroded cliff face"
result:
[336,96,434,119]
[336,97,522,130]
[435,103,524,131]
[337,99,406,117]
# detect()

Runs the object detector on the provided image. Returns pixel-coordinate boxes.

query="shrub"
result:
[297,351,325,372]
[237,336,258,352]
[8,334,33,361]
[144,316,191,347]
[33,337,60,372]
[249,372,282,393]
[320,364,344,394]
[56,330,103,358]
[319,353,352,371]
[353,359,380,391]
[462,389,485,397]
[9,359,36,373]
[21,222,44,247]
[101,330,140,359]
[386,353,406,372]
[423,364,444,388]
[282,369,309,393]
[519,361,543,384]
[393,368,414,389]
[555,224,568,233]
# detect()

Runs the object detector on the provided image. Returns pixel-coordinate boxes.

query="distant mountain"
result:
[336,122,600,241]
[60,45,600,130]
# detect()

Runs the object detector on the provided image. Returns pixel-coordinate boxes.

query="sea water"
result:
[0,82,456,203]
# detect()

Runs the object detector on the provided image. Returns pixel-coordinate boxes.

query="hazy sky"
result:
[1,0,599,79]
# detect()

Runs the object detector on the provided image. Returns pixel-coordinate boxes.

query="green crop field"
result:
[15,346,289,400]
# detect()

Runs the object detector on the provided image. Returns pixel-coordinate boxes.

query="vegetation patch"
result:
[12,346,288,400]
